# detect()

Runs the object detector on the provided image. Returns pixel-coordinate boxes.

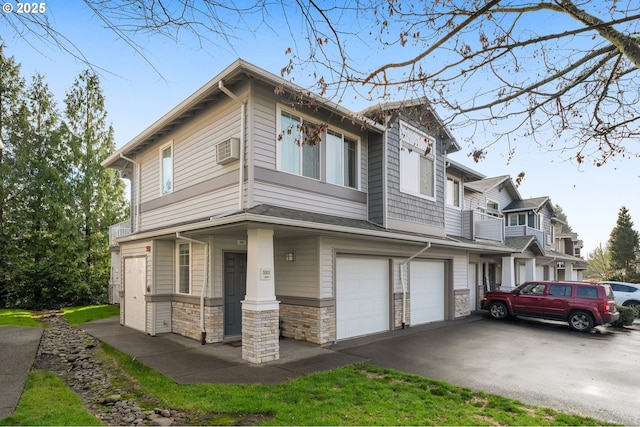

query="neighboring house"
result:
[103,59,584,364]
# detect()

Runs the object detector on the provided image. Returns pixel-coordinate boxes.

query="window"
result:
[399,121,435,199]
[508,213,528,226]
[577,286,598,299]
[326,130,358,188]
[161,144,173,195]
[446,177,461,207]
[549,284,572,297]
[279,111,319,179]
[485,200,500,217]
[520,283,546,295]
[177,243,190,294]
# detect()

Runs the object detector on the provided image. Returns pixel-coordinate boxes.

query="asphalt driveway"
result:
[335,315,640,425]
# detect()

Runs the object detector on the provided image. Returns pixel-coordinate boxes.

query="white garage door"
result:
[410,260,445,325]
[124,257,146,332]
[336,257,389,340]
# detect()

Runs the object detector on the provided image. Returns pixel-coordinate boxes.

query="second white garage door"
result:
[410,260,445,325]
[336,257,389,340]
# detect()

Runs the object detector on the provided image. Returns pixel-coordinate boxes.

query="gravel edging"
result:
[34,312,186,426]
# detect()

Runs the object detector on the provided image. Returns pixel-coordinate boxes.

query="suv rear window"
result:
[577,286,598,299]
[549,284,572,297]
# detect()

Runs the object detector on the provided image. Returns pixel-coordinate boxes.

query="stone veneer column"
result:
[242,228,280,363]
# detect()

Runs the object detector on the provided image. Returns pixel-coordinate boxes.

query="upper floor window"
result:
[446,177,461,207]
[326,130,358,188]
[509,212,535,227]
[277,107,360,189]
[399,121,435,199]
[161,143,173,195]
[279,111,319,179]
[177,242,190,294]
[485,200,500,217]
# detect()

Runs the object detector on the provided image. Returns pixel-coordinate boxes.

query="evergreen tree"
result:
[63,70,127,304]
[554,205,573,233]
[0,44,27,307]
[608,206,640,278]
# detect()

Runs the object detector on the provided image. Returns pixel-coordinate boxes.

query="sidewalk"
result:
[0,326,43,420]
[81,316,366,385]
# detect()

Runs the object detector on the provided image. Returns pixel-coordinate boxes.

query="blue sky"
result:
[2,0,638,257]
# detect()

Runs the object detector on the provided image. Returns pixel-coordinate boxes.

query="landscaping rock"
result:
[34,312,182,426]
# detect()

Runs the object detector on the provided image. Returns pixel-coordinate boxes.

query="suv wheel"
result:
[488,301,508,320]
[569,311,594,332]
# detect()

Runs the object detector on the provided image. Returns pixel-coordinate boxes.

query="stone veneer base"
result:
[242,308,280,364]
[171,301,223,343]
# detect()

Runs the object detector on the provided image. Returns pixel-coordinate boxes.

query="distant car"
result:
[481,281,619,332]
[598,281,640,314]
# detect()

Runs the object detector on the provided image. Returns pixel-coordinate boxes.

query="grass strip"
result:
[0,371,102,426]
[0,309,39,327]
[105,344,611,426]
[63,305,120,325]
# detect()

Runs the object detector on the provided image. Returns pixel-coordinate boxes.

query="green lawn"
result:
[0,309,39,327]
[0,306,615,426]
[62,305,120,325]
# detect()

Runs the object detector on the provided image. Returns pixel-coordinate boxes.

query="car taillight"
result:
[604,302,613,314]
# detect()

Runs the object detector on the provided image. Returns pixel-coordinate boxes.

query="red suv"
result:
[481,281,619,331]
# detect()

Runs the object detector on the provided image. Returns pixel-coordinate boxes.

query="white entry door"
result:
[336,257,389,340]
[124,257,146,332]
[410,260,445,325]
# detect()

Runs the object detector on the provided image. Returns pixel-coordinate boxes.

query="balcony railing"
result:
[505,225,544,246]
[109,219,132,246]
[472,211,504,241]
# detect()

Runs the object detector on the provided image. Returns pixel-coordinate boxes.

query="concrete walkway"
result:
[0,326,43,420]
[81,316,365,385]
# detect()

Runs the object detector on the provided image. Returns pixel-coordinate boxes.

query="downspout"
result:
[218,81,246,211]
[119,154,140,233]
[176,232,209,345]
[400,243,432,328]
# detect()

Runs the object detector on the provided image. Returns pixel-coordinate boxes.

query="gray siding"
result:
[134,83,249,230]
[154,240,174,294]
[368,131,385,226]
[274,237,319,298]
[386,118,445,230]
[250,82,371,218]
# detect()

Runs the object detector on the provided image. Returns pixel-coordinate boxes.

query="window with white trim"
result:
[485,200,500,217]
[508,213,528,226]
[399,121,435,199]
[160,143,173,195]
[446,176,461,207]
[279,110,319,179]
[177,243,190,294]
[326,129,358,188]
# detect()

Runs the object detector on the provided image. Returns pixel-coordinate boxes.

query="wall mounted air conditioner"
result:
[216,138,240,164]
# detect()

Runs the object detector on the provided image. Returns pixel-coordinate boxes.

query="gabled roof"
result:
[102,59,386,170]
[446,159,486,181]
[504,235,545,256]
[503,196,554,214]
[360,97,461,154]
[464,175,521,200]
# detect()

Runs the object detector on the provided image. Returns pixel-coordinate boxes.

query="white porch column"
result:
[501,256,516,290]
[242,228,280,363]
[525,258,536,282]
[567,263,576,281]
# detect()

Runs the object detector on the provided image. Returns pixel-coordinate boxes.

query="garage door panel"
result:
[336,258,389,340]
[410,260,445,325]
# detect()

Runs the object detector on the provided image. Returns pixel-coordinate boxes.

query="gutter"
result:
[218,80,246,211]
[119,154,140,233]
[114,212,516,254]
[400,243,432,328]
[176,232,209,345]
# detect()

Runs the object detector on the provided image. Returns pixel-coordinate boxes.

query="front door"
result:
[224,252,247,336]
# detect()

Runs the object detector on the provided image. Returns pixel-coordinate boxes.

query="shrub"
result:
[611,305,635,327]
